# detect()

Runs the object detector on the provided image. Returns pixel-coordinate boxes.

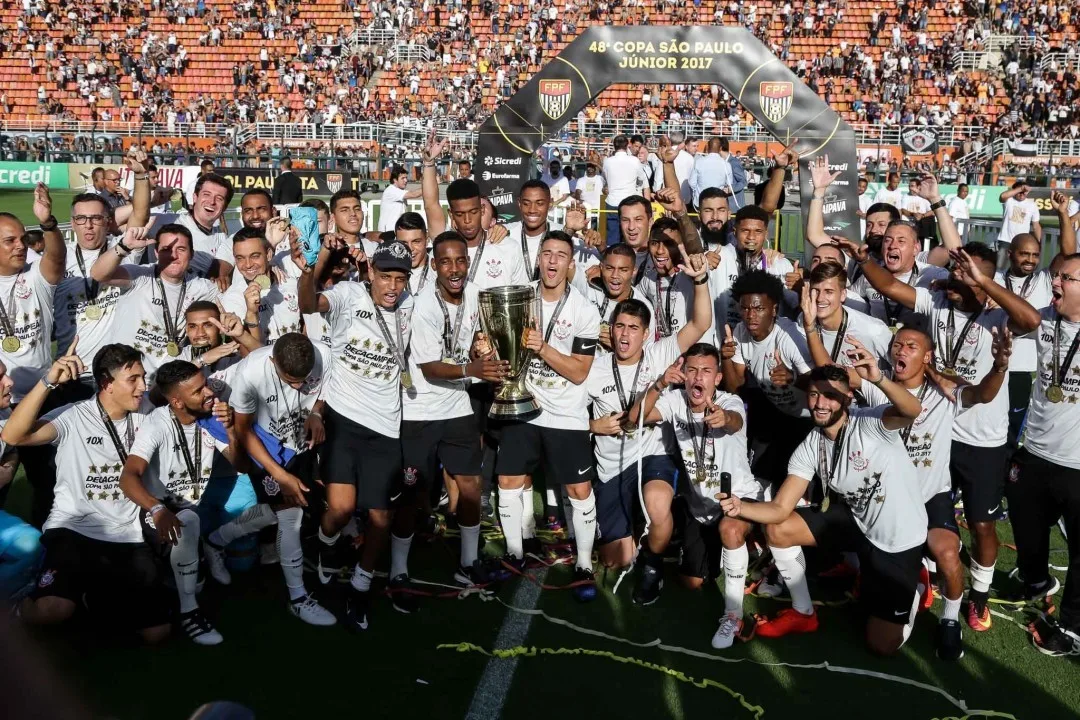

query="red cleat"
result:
[754,608,819,638]
[967,599,992,632]
[919,564,935,613]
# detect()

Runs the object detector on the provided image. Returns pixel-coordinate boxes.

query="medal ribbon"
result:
[155,270,188,346]
[465,233,488,284]
[539,283,571,345]
[816,421,847,503]
[436,289,469,361]
[371,293,409,376]
[75,245,101,305]
[654,275,677,338]
[611,353,644,412]
[882,263,919,326]
[1052,314,1080,389]
[943,303,984,372]
[1005,271,1034,299]
[827,309,850,363]
[682,392,714,483]
[171,412,203,501]
[96,397,134,462]
[0,272,21,340]
[899,383,930,448]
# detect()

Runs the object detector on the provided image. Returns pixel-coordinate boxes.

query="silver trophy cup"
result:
[478,285,542,421]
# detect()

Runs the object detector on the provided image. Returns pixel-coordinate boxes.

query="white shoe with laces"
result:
[711,611,742,650]
[203,541,231,586]
[180,609,224,646]
[288,594,337,626]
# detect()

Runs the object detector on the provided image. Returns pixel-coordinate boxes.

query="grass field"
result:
[6,467,1079,720]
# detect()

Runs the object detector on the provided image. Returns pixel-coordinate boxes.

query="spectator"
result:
[689,137,733,210]
[377,165,421,232]
[272,157,304,205]
[602,134,640,245]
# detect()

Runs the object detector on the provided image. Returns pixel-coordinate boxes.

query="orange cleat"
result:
[966,599,992,632]
[754,608,819,638]
[919,564,935,613]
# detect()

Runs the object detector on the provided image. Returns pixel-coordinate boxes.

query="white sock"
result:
[390,533,413,579]
[926,557,937,574]
[901,590,920,646]
[568,493,596,571]
[499,486,524,559]
[770,545,814,615]
[722,544,750,615]
[561,488,576,540]
[460,523,480,568]
[318,527,339,546]
[208,503,276,547]
[520,486,536,540]
[171,509,201,614]
[275,507,306,601]
[350,565,373,592]
[942,594,962,622]
[545,487,558,515]
[970,560,995,594]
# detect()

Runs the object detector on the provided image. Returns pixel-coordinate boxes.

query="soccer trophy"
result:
[478,285,541,421]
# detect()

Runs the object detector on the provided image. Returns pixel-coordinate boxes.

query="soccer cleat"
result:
[288,594,337,626]
[918,564,934,613]
[711,612,743,650]
[480,494,496,523]
[522,537,544,558]
[345,589,371,631]
[754,608,819,638]
[316,540,349,585]
[756,566,785,598]
[455,558,503,586]
[1033,624,1080,657]
[936,619,964,661]
[203,541,231,586]
[632,560,664,606]
[388,574,419,614]
[179,609,224,646]
[260,541,278,566]
[438,490,450,509]
[966,598,992,632]
[500,553,527,575]
[571,567,597,603]
[1001,576,1061,603]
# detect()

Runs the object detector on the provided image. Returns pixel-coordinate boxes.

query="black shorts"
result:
[925,490,959,535]
[251,451,320,505]
[676,498,722,581]
[950,441,1007,523]
[320,405,403,511]
[30,528,171,630]
[401,415,484,491]
[494,423,596,485]
[468,382,499,443]
[595,454,679,545]
[797,504,922,625]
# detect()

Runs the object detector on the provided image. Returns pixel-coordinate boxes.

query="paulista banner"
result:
[213,168,363,196]
[475,26,862,242]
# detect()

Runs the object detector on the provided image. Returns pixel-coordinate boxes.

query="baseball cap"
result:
[371,241,412,274]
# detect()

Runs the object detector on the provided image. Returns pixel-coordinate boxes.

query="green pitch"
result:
[7,469,1079,720]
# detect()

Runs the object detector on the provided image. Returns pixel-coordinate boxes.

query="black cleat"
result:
[936,619,964,661]
[1000,576,1061,603]
[632,556,664,606]
[388,574,419,614]
[454,558,504,586]
[522,537,543,558]
[345,589,371,631]
[571,567,597,602]
[316,540,352,585]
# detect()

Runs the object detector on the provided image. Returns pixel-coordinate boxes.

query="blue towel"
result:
[197,417,295,470]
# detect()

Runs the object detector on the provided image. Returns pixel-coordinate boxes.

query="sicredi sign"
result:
[0,162,68,189]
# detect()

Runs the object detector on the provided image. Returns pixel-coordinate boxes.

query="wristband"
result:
[811,193,825,201]
[115,240,132,257]
[134,173,149,181]
[41,377,59,391]
[871,377,886,387]
[149,503,166,517]
[461,363,468,378]
[693,275,709,286]
[929,199,946,211]
[243,320,259,329]
[39,215,58,231]
[309,410,322,420]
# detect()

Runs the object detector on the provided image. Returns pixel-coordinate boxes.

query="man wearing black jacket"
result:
[272,158,303,205]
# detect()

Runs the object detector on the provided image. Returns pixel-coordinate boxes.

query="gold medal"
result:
[599,321,610,335]
[820,495,831,513]
[1047,384,1065,403]
[84,304,103,321]
[166,342,180,357]
[442,356,455,364]
[401,370,413,389]
[254,274,271,291]
[2,336,20,353]
[941,367,958,377]
[695,469,706,485]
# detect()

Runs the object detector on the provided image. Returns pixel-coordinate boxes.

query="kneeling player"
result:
[632,344,764,647]
[720,362,926,655]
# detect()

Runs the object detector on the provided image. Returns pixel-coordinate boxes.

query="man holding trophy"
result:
[483,231,602,601]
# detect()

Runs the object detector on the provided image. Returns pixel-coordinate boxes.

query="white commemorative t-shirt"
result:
[707,244,796,337]
[795,307,894,369]
[997,197,1040,245]
[408,263,434,297]
[178,347,243,381]
[914,287,1008,446]
[584,281,656,346]
[639,267,696,343]
[467,236,531,290]
[0,262,55,400]
[788,407,928,552]
[304,310,331,346]
[113,266,220,382]
[586,335,680,481]
[994,269,1053,372]
[655,388,760,523]
[128,405,227,510]
[322,282,414,438]
[847,261,948,328]
[43,400,146,543]
[404,283,480,422]
[731,318,813,418]
[176,212,233,278]
[900,381,968,500]
[504,221,548,281]
[220,276,303,345]
[55,241,143,379]
[1025,308,1080,469]
[526,282,601,430]
[229,343,331,453]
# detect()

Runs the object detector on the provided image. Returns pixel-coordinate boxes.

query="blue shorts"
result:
[594,454,679,544]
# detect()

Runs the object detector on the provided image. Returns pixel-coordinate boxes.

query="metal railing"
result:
[985,34,1046,52]
[1039,52,1080,72]
[951,51,1001,71]
[388,44,432,63]
[347,26,399,46]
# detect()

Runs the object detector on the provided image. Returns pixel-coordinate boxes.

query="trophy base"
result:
[488,394,542,422]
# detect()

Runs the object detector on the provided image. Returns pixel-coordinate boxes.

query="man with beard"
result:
[993,192,1076,454]
[720,270,812,489]
[718,362,925,656]
[586,244,656,351]
[406,231,510,586]
[494,231,601,600]
[631,344,762,648]
[586,248,711,604]
[177,172,236,289]
[798,262,893,370]
[179,301,260,372]
[91,224,220,384]
[221,227,303,345]
[239,189,274,234]
[1009,251,1080,655]
[872,172,904,211]
[119,360,245,645]
[845,238,1041,633]
[7,344,170,644]
[697,187,733,249]
[395,212,433,296]
[297,241,415,631]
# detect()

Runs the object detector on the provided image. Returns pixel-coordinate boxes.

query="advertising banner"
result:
[475,26,863,242]
[214,168,361,196]
[0,162,69,190]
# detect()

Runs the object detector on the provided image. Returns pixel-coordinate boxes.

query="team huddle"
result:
[3,140,1080,662]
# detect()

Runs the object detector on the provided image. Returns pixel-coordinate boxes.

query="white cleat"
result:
[203,542,232,586]
[289,594,338,627]
[180,609,224,646]
[711,611,742,650]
